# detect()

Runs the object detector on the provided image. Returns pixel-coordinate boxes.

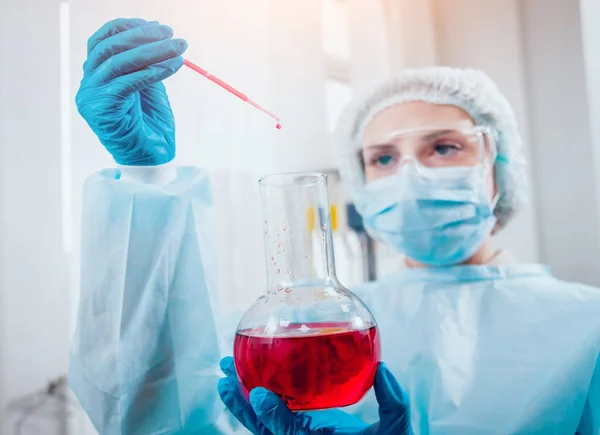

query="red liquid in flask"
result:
[234,322,381,411]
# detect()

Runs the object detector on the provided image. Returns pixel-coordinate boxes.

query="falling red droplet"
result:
[276,123,282,130]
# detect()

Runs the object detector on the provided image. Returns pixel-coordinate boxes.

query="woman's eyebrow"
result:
[422,129,454,141]
[364,129,454,150]
[363,143,395,151]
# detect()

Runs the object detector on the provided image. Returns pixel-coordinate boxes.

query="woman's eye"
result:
[433,143,460,156]
[374,154,395,167]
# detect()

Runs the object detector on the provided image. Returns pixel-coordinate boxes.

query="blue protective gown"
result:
[349,267,600,434]
[69,167,600,434]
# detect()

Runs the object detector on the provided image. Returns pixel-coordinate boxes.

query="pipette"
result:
[183,59,281,129]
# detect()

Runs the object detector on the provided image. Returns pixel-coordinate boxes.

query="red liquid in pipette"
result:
[183,59,281,129]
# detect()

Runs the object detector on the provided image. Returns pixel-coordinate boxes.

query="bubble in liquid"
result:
[321,224,328,230]
[270,257,276,266]
[305,256,309,260]
[276,269,281,275]
[287,270,292,276]
[285,288,292,293]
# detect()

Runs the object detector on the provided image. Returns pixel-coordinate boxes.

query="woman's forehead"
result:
[363,102,475,143]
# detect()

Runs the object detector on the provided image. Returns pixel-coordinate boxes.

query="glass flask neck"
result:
[259,172,339,292]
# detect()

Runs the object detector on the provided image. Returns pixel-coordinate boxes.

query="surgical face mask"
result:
[354,163,497,266]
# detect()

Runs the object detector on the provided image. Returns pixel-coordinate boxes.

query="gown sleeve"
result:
[68,166,240,434]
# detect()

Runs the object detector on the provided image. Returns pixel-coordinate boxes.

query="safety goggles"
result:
[346,125,497,182]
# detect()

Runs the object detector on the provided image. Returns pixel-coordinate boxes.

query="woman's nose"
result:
[398,155,417,167]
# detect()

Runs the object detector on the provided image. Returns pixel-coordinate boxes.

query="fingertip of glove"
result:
[155,56,184,75]
[375,362,410,408]
[158,24,174,38]
[173,38,188,52]
[173,56,185,71]
[138,22,174,40]
[219,356,235,373]
[218,377,248,415]
[217,376,236,397]
[217,378,241,405]
[117,18,150,27]
[249,388,277,414]
[378,362,397,382]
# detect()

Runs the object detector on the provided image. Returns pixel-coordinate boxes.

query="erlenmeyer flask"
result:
[234,172,381,411]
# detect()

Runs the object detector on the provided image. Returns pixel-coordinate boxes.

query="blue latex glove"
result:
[76,18,188,166]
[218,357,413,435]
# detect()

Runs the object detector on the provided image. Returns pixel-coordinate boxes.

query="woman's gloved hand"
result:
[218,357,413,435]
[76,18,187,166]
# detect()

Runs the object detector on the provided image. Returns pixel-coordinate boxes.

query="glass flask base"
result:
[234,322,381,411]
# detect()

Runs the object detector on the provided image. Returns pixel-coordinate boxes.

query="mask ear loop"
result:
[488,153,510,212]
[490,192,500,211]
[476,126,502,211]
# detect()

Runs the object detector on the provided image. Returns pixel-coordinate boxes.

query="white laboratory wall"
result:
[0,0,70,434]
[324,79,354,134]
[347,0,391,95]
[519,0,600,285]
[580,0,600,277]
[383,0,438,71]
[322,0,351,62]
